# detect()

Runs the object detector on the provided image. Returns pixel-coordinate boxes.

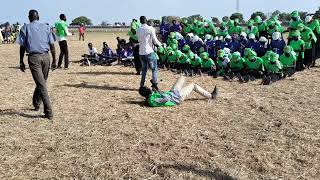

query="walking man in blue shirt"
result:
[17,10,57,120]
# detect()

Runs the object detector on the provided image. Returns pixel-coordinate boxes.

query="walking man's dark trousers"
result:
[58,40,69,68]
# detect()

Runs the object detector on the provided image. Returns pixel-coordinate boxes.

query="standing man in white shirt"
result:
[137,16,162,89]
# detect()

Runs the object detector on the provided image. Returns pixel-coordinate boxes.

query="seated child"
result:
[279,46,297,77]
[139,76,218,107]
[227,52,246,81]
[262,52,283,85]
[81,43,98,66]
[244,50,265,81]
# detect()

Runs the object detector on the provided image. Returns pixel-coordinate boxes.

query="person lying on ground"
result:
[139,76,218,107]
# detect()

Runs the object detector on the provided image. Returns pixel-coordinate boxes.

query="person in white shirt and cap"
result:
[137,16,162,90]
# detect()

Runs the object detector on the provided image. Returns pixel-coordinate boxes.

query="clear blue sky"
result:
[0,0,319,25]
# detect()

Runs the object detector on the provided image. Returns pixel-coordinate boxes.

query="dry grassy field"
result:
[0,32,319,179]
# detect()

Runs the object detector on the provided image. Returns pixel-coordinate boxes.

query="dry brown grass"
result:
[0,32,319,179]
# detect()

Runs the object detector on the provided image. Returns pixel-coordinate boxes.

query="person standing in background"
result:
[137,16,162,90]
[79,23,86,41]
[17,10,57,120]
[55,14,72,69]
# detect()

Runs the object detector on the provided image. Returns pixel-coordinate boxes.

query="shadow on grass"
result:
[69,71,135,76]
[62,83,138,91]
[126,100,148,107]
[160,163,237,180]
[0,109,43,119]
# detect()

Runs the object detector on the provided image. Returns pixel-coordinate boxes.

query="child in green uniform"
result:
[289,30,305,71]
[200,52,216,76]
[298,23,317,68]
[288,11,303,43]
[255,16,268,38]
[177,51,190,75]
[227,52,246,81]
[305,15,320,63]
[262,52,283,85]
[157,46,167,68]
[279,46,297,77]
[216,49,230,78]
[139,76,218,107]
[166,47,177,71]
[244,50,265,81]
[189,54,203,76]
[246,20,259,38]
[228,19,242,36]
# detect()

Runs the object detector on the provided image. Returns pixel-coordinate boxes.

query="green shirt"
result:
[300,27,317,49]
[306,19,320,33]
[190,56,203,67]
[54,20,68,37]
[265,60,282,73]
[229,26,242,35]
[230,58,245,71]
[279,53,297,68]
[290,39,305,58]
[148,92,176,107]
[202,58,215,69]
[289,20,303,38]
[257,22,267,33]
[245,57,264,71]
[179,54,190,64]
[167,51,177,63]
[246,26,259,37]
[183,24,192,34]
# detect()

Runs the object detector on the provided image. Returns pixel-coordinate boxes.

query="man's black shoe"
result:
[211,86,218,99]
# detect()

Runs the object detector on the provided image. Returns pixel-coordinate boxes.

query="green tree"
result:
[162,16,181,24]
[279,13,291,22]
[230,13,244,22]
[71,16,92,25]
[211,17,220,24]
[299,11,308,21]
[314,7,320,19]
[222,16,230,22]
[271,10,281,18]
[250,11,267,21]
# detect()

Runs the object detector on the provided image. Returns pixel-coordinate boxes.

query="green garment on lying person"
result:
[264,53,283,73]
[148,92,176,107]
[190,55,203,67]
[279,46,297,68]
[245,50,264,71]
[230,52,245,71]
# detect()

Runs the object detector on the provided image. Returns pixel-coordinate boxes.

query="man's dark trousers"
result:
[28,54,53,117]
[58,40,69,68]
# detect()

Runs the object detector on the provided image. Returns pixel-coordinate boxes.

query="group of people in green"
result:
[128,11,319,86]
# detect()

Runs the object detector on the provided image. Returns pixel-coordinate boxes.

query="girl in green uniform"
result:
[279,46,297,77]
[262,52,283,85]
[289,30,305,71]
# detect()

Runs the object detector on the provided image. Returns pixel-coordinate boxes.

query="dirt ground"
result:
[0,32,319,180]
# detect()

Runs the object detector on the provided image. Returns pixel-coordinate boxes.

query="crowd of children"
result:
[0,23,21,44]
[127,11,319,85]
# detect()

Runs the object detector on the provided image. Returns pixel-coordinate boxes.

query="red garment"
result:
[79,26,86,34]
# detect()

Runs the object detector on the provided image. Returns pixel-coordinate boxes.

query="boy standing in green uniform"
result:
[298,23,317,68]
[139,76,218,107]
[289,30,305,71]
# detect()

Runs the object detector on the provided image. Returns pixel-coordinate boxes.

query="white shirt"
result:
[89,47,98,57]
[137,24,162,55]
